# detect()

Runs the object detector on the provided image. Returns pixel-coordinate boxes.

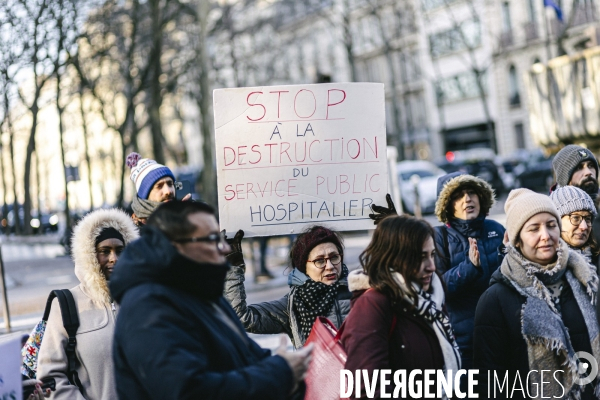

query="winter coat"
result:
[224,264,351,349]
[110,226,295,400]
[434,172,505,368]
[37,208,138,400]
[341,270,446,399]
[473,269,596,400]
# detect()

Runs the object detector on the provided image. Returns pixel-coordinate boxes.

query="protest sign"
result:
[214,83,388,237]
[0,334,22,400]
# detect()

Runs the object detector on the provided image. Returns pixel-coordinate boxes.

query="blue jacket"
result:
[434,219,505,368]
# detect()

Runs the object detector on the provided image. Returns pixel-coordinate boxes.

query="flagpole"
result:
[543,0,553,62]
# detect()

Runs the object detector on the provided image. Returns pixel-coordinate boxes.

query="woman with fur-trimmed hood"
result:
[433,171,505,370]
[37,208,138,400]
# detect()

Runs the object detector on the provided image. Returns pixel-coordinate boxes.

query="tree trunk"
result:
[148,0,165,165]
[8,123,19,235]
[0,143,7,219]
[23,102,39,235]
[79,86,95,211]
[341,0,357,82]
[56,72,72,230]
[198,0,217,208]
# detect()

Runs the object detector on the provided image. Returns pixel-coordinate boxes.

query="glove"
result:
[224,229,245,267]
[368,193,398,225]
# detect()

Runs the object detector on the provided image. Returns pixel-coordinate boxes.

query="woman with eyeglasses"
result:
[550,186,600,271]
[224,225,351,348]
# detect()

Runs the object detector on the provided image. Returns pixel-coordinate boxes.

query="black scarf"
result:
[449,214,485,238]
[165,253,231,301]
[292,264,349,340]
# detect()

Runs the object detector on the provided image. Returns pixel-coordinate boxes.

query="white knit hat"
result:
[126,152,175,199]
[504,188,561,244]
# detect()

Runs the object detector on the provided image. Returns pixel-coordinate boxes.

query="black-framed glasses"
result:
[307,253,343,269]
[174,231,227,251]
[567,214,593,227]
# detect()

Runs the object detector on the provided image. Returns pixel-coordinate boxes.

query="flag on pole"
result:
[543,0,564,21]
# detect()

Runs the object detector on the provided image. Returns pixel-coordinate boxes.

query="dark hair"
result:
[146,201,215,240]
[360,215,438,308]
[446,183,485,219]
[290,225,343,273]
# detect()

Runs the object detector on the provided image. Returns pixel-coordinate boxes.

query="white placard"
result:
[214,83,388,237]
[0,334,23,400]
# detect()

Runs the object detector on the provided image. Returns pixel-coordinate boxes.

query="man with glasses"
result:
[550,186,599,270]
[110,201,312,399]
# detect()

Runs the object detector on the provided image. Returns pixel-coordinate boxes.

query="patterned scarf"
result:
[292,264,349,340]
[392,272,461,374]
[501,240,600,399]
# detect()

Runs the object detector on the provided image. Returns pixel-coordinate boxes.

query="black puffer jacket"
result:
[225,265,351,349]
[110,227,294,400]
[473,269,595,400]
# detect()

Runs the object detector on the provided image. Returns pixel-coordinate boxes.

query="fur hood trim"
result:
[435,174,496,223]
[71,208,139,304]
[348,269,370,291]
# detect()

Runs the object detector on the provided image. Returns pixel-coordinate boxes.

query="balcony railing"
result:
[500,31,513,48]
[524,21,538,42]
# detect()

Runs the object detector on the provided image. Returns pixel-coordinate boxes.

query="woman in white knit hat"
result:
[550,185,599,271]
[473,188,600,399]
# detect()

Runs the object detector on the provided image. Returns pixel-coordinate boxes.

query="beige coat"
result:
[37,208,138,400]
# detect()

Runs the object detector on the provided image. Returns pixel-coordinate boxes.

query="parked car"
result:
[436,148,505,194]
[495,149,531,191]
[6,207,59,234]
[397,160,446,215]
[513,150,555,193]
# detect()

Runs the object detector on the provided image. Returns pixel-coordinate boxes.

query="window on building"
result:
[527,0,536,22]
[502,2,512,32]
[514,123,525,149]
[429,20,481,58]
[508,65,521,107]
[436,71,485,104]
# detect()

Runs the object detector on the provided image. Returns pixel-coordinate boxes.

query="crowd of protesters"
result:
[15,143,600,399]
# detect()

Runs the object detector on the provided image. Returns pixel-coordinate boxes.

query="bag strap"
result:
[52,289,84,393]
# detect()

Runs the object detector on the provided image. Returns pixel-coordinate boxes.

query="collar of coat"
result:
[348,269,444,308]
[71,208,139,305]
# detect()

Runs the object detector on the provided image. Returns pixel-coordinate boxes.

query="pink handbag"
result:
[303,316,349,400]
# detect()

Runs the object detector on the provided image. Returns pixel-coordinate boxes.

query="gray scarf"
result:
[132,195,163,219]
[570,245,594,266]
[501,240,600,399]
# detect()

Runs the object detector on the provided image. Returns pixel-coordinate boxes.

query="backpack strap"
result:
[52,289,84,393]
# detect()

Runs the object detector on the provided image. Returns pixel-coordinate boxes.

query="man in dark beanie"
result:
[552,144,599,199]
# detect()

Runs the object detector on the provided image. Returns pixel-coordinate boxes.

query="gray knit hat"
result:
[504,188,561,244]
[552,144,599,187]
[549,185,597,218]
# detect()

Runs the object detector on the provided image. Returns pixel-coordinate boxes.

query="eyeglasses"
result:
[567,214,593,227]
[174,231,227,251]
[307,253,343,269]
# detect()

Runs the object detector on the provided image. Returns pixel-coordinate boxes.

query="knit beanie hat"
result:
[126,152,175,199]
[504,188,561,244]
[552,144,599,187]
[549,185,597,218]
[291,226,343,273]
